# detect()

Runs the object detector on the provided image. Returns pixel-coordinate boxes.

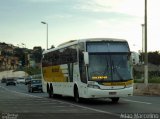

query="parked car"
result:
[1,78,6,83]
[16,77,25,84]
[6,77,16,86]
[28,79,43,92]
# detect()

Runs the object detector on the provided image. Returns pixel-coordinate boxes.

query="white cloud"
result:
[45,14,73,20]
[25,0,57,2]
[74,0,114,12]
[75,0,144,17]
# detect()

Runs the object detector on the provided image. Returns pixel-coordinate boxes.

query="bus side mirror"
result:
[83,52,89,65]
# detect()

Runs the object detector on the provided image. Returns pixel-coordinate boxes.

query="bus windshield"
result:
[88,53,132,82]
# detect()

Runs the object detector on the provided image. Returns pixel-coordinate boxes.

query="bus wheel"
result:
[47,83,51,98]
[49,84,53,98]
[74,87,80,103]
[111,97,119,103]
[47,83,50,93]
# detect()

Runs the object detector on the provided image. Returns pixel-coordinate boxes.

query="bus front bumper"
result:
[86,87,133,98]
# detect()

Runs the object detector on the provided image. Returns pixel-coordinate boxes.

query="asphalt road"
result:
[0,83,160,119]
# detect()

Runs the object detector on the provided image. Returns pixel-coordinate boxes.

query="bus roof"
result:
[43,38,127,54]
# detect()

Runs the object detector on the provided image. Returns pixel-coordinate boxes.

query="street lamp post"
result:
[41,21,48,50]
[22,43,27,66]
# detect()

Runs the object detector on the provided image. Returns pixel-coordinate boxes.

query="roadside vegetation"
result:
[134,77,160,83]
[15,66,41,76]
[24,67,41,76]
[133,69,160,83]
[134,51,160,83]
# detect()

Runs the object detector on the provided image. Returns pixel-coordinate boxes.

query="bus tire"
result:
[49,84,53,98]
[74,86,80,103]
[47,83,50,93]
[111,97,119,103]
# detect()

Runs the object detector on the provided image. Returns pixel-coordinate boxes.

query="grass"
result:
[134,77,160,83]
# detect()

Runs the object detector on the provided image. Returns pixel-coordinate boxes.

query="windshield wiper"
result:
[111,59,124,81]
[102,56,109,76]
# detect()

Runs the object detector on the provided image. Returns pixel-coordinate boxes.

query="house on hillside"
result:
[131,52,140,65]
[0,56,19,70]
[4,45,14,55]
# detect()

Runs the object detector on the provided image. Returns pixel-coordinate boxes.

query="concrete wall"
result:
[0,70,28,79]
[134,83,160,95]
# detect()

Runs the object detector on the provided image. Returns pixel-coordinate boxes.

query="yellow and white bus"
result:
[41,38,133,103]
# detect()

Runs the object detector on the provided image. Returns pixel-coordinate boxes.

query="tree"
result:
[13,48,25,66]
[32,47,42,63]
[148,51,160,65]
[140,51,160,65]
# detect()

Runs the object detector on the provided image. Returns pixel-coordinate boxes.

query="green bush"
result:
[134,79,144,83]
[149,77,160,83]
[134,77,160,83]
[24,67,41,75]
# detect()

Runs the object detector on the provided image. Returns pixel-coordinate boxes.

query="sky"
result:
[0,0,160,52]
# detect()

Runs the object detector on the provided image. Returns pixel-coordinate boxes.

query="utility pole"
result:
[144,0,148,86]
[141,24,145,63]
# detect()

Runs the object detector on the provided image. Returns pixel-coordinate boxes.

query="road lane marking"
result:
[16,91,120,116]
[55,100,120,116]
[1,86,119,117]
[122,99,152,105]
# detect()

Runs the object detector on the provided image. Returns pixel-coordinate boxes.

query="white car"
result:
[16,77,25,84]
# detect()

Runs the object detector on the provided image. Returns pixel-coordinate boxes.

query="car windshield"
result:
[7,79,14,81]
[88,53,132,82]
[17,78,25,80]
[31,80,42,84]
[26,77,31,80]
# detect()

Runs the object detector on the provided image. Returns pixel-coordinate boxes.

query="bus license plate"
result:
[109,92,116,95]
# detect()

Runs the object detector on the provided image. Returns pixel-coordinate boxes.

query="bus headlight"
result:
[87,82,100,89]
[88,84,100,89]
